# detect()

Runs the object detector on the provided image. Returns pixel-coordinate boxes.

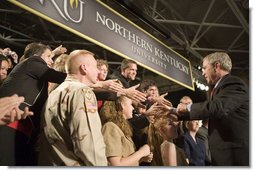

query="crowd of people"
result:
[0,43,249,166]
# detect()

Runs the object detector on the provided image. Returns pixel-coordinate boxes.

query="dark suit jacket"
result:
[196,126,212,165]
[0,56,66,128]
[186,74,249,166]
[183,132,206,166]
[0,56,67,165]
[110,71,131,88]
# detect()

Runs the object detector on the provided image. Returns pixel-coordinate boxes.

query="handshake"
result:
[170,103,189,115]
[142,98,190,119]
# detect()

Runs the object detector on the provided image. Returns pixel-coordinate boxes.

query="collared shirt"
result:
[187,75,226,112]
[39,77,107,166]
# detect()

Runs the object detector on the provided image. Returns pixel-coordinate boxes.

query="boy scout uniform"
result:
[39,78,107,166]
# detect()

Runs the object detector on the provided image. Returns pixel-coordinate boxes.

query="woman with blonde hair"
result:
[100,96,153,166]
[48,54,69,93]
[154,113,188,166]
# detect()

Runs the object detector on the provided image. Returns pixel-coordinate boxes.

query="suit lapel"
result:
[211,74,230,99]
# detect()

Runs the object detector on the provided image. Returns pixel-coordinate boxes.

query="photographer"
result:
[1,47,19,73]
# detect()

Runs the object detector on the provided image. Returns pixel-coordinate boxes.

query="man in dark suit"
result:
[176,52,249,166]
[0,43,67,166]
[196,119,212,165]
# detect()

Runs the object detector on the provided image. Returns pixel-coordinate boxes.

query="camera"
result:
[7,51,16,57]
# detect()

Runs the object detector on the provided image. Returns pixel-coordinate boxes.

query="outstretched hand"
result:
[121,84,147,103]
[52,45,67,57]
[151,92,172,107]
[176,103,188,116]
[144,102,161,116]
[92,79,123,92]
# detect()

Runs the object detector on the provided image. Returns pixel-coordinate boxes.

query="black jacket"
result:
[0,56,66,126]
[185,74,249,166]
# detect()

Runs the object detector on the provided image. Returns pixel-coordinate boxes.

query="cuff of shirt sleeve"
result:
[187,104,191,112]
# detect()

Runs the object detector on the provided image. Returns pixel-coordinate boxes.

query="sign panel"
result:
[9,0,195,90]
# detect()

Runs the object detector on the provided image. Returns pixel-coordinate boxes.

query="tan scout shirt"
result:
[39,78,107,166]
[102,122,136,166]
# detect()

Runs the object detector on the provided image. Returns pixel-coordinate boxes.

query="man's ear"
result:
[213,62,219,72]
[215,62,221,69]
[121,69,125,75]
[80,64,86,74]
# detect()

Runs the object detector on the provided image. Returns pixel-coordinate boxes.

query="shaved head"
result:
[65,50,99,85]
[66,50,95,74]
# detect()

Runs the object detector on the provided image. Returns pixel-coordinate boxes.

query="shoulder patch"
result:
[83,88,97,113]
